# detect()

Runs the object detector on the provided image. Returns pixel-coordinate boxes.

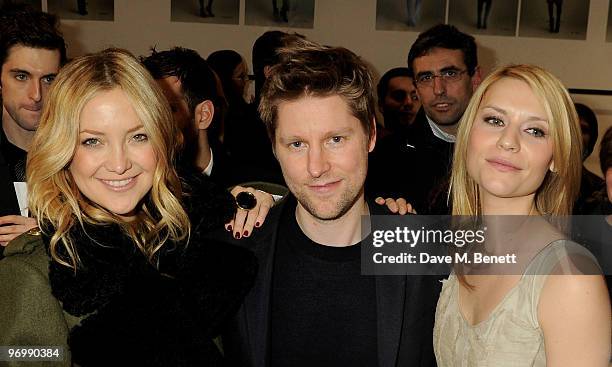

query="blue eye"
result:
[525,128,546,138]
[82,138,100,147]
[289,141,303,149]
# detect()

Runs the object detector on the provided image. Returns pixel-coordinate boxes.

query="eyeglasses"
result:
[414,69,468,87]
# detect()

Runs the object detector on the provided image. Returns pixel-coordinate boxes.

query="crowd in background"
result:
[0,2,610,366]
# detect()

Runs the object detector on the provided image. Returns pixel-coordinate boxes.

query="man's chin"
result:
[427,111,460,127]
[302,204,346,221]
[297,192,362,222]
[15,116,41,131]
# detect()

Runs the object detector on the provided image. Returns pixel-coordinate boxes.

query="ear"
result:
[471,66,483,91]
[194,100,214,130]
[368,118,377,153]
[549,160,556,173]
[263,65,273,79]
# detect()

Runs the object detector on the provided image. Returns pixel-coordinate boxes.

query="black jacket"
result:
[219,196,441,367]
[41,175,257,366]
[367,108,454,214]
[0,149,19,217]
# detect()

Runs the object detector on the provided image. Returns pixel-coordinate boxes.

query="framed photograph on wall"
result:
[171,0,239,25]
[519,0,589,40]
[376,0,446,32]
[448,0,518,37]
[47,0,114,21]
[245,0,315,28]
[0,0,41,11]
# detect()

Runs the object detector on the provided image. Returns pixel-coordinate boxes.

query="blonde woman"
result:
[434,65,610,366]
[0,48,256,366]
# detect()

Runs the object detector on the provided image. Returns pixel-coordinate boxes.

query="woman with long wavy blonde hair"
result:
[434,64,610,366]
[0,48,256,366]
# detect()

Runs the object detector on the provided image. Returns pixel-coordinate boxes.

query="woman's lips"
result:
[486,158,521,172]
[98,176,138,192]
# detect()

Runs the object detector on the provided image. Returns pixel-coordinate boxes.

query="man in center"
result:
[222,38,439,367]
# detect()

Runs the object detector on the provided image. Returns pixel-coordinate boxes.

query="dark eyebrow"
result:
[439,66,462,72]
[9,68,31,75]
[415,65,462,77]
[415,70,433,78]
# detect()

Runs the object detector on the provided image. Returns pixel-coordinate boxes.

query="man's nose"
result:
[307,145,331,178]
[27,80,42,103]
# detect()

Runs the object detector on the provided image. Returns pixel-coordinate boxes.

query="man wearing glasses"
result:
[367,24,481,214]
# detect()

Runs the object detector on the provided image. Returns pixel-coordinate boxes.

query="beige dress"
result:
[433,240,597,367]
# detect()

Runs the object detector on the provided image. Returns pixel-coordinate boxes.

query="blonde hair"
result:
[27,48,190,270]
[450,64,582,216]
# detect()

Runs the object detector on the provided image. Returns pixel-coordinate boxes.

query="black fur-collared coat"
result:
[0,174,257,367]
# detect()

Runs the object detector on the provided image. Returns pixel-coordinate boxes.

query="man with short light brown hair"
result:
[223,38,439,367]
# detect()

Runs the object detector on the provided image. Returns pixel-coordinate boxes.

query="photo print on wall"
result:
[47,0,114,21]
[171,0,239,25]
[376,0,446,32]
[448,0,519,37]
[519,0,589,40]
[245,0,315,29]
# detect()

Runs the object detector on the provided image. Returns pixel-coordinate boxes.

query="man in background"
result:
[376,66,421,140]
[0,3,66,246]
[142,47,237,185]
[368,24,481,214]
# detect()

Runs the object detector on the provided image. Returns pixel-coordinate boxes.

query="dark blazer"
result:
[0,150,20,217]
[0,150,20,259]
[221,196,441,367]
[367,108,454,214]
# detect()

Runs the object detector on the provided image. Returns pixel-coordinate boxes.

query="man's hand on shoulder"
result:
[375,197,416,215]
[0,215,38,246]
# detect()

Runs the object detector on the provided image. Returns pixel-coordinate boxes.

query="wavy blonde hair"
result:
[27,48,190,270]
[450,64,582,216]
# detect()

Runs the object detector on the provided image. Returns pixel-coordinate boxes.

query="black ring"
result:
[236,191,257,210]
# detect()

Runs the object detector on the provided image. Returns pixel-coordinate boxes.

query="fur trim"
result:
[44,178,256,366]
[180,170,237,234]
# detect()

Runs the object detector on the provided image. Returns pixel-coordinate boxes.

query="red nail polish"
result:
[235,233,241,239]
[227,225,232,231]
[255,222,260,227]
[243,230,249,237]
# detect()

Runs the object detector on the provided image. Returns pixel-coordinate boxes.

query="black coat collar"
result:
[43,174,257,366]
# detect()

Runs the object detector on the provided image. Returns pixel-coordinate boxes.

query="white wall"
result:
[56,0,612,176]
